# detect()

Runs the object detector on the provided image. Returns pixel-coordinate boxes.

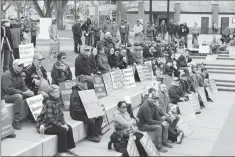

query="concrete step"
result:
[208,69,235,74]
[216,82,235,88]
[206,66,235,71]
[206,63,235,67]
[214,79,235,83]
[218,86,235,92]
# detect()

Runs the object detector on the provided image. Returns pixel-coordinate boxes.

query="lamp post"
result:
[74,0,77,20]
[149,0,152,23]
[167,0,170,25]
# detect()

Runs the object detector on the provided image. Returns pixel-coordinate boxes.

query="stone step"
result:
[206,63,235,67]
[216,82,235,88]
[214,79,235,84]
[193,56,235,60]
[208,70,235,74]
[206,66,235,71]
[218,86,235,92]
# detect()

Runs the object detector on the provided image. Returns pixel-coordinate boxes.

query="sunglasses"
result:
[18,64,24,67]
[61,57,67,59]
[121,106,127,109]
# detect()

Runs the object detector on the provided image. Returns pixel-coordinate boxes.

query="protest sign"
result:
[163,75,173,89]
[136,65,153,82]
[228,46,235,57]
[102,73,114,95]
[92,74,107,99]
[199,45,210,54]
[110,70,123,91]
[1,100,15,139]
[50,40,60,54]
[178,101,196,122]
[127,137,140,156]
[204,55,218,64]
[209,80,218,97]
[78,90,104,118]
[19,43,34,66]
[136,65,145,82]
[206,87,214,101]
[139,132,160,156]
[144,61,152,66]
[177,115,193,137]
[26,94,44,120]
[122,68,136,88]
[100,104,111,135]
[59,80,77,110]
[188,93,201,113]
[197,87,208,107]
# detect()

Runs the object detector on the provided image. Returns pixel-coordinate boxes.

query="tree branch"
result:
[32,0,45,17]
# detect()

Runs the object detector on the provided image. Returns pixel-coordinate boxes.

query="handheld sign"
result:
[178,101,196,122]
[136,65,153,82]
[139,132,160,156]
[78,90,104,118]
[127,136,140,156]
[110,70,123,91]
[197,87,208,107]
[209,80,218,98]
[122,68,136,88]
[188,93,201,113]
[59,80,77,110]
[19,43,34,66]
[1,100,15,139]
[26,94,44,121]
[228,46,235,57]
[199,45,210,54]
[100,104,111,135]
[92,74,107,99]
[51,40,60,55]
[136,65,145,82]
[177,115,193,137]
[102,72,114,95]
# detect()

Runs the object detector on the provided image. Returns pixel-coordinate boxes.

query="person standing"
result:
[133,20,144,45]
[178,23,189,48]
[92,20,101,48]
[112,21,118,43]
[146,22,154,42]
[72,20,83,53]
[159,20,167,40]
[48,19,59,58]
[9,17,21,59]
[102,17,114,37]
[119,20,129,46]
[167,20,175,42]
[191,22,199,44]
[82,18,93,46]
[30,20,37,47]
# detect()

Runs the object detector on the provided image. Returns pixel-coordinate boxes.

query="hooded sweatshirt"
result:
[51,61,72,85]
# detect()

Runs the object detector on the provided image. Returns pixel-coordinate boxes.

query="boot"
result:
[13,112,22,130]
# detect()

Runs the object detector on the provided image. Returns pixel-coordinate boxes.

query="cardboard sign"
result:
[1,100,15,139]
[204,55,218,64]
[178,101,196,122]
[102,73,114,95]
[110,70,123,91]
[163,75,173,89]
[188,93,201,113]
[50,40,60,54]
[100,104,111,135]
[199,45,210,54]
[209,80,218,97]
[26,94,44,120]
[136,65,153,82]
[92,74,107,99]
[136,65,145,82]
[139,132,160,156]
[127,137,140,156]
[59,80,77,110]
[228,46,235,57]
[19,43,34,66]
[177,115,193,137]
[206,87,214,101]
[197,87,208,107]
[78,90,104,118]
[122,68,136,88]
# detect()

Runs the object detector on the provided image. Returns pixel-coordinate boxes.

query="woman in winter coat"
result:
[51,52,72,85]
[155,62,165,83]
[96,47,111,74]
[133,19,144,45]
[108,48,119,69]
[159,20,167,40]
[90,48,100,74]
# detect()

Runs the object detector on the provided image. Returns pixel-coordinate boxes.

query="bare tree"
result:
[53,0,69,30]
[32,0,54,17]
[1,0,13,18]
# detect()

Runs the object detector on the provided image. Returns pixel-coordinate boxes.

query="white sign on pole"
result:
[26,95,44,121]
[19,43,34,66]
[199,45,210,54]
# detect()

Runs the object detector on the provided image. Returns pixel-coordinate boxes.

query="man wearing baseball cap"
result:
[1,59,34,130]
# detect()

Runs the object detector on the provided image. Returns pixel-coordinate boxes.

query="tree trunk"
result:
[57,10,64,30]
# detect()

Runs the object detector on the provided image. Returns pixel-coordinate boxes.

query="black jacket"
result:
[168,85,184,104]
[178,24,189,37]
[167,23,175,34]
[72,23,82,37]
[51,61,72,85]
[75,53,92,77]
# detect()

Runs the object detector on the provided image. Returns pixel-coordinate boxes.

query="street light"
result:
[149,0,152,23]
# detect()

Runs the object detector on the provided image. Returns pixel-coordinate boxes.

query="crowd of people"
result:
[0,16,234,157]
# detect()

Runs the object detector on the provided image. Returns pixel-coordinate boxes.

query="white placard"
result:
[19,43,34,66]
[204,55,218,64]
[199,45,210,54]
[122,68,136,88]
[178,101,196,122]
[228,46,235,57]
[38,18,52,39]
[26,95,44,120]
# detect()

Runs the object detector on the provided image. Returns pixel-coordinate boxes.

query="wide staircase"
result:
[191,50,235,92]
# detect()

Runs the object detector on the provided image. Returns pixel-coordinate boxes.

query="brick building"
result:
[126,1,235,34]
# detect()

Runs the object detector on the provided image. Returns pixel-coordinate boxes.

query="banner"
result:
[127,136,140,156]
[102,73,114,95]
[92,74,107,99]
[122,68,136,88]
[176,115,193,137]
[197,87,208,107]
[59,80,77,110]
[178,101,196,122]
[228,46,235,57]
[139,132,160,156]
[199,45,210,54]
[19,43,34,66]
[163,75,173,89]
[100,104,111,135]
[204,55,218,64]
[78,90,104,118]
[110,70,123,91]
[1,100,15,139]
[188,93,201,113]
[26,94,44,120]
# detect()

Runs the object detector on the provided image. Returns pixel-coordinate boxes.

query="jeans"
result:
[31,35,36,47]
[93,36,100,48]
[2,94,25,122]
[85,36,92,46]
[192,34,198,44]
[70,111,103,137]
[139,124,168,148]
[45,125,75,153]
[1,45,11,72]
[13,48,19,59]
[73,36,82,52]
